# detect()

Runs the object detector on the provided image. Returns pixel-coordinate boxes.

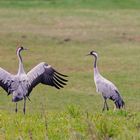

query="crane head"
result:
[20,46,28,51]
[87,51,98,58]
[16,46,28,54]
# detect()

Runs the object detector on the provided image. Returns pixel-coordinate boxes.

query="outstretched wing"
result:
[27,62,68,95]
[0,67,14,94]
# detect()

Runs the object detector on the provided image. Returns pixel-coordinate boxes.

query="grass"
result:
[0,0,140,139]
[1,108,140,139]
[0,0,140,9]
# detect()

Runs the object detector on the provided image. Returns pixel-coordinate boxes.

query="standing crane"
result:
[0,46,68,114]
[87,51,125,111]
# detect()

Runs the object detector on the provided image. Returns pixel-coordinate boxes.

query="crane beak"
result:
[23,48,28,50]
[86,53,91,56]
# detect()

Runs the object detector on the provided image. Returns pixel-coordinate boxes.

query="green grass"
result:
[0,0,140,9]
[1,108,140,140]
[0,0,140,139]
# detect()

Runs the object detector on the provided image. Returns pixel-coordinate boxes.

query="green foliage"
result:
[66,104,82,118]
[0,0,140,9]
[0,109,140,139]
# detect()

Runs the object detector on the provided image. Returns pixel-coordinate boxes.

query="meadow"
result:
[0,0,140,139]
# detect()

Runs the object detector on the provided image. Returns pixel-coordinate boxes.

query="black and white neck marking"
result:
[89,51,98,68]
[16,47,26,75]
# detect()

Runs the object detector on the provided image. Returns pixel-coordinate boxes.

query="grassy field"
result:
[0,0,140,139]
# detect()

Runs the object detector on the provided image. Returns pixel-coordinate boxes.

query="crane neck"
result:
[17,50,25,75]
[94,56,97,68]
[93,56,100,75]
[94,56,98,69]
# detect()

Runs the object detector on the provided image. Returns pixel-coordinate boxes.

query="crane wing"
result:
[27,62,68,95]
[0,67,14,94]
[96,76,120,97]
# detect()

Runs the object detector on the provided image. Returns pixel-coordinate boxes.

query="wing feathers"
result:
[53,75,67,85]
[54,73,68,82]
[54,70,68,77]
[0,67,13,94]
[27,63,68,95]
[53,79,64,88]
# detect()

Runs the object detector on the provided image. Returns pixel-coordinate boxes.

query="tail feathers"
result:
[113,90,125,109]
[114,98,125,109]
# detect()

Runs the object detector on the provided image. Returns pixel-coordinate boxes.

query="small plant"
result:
[66,104,82,118]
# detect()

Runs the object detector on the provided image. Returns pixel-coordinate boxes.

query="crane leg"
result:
[102,99,109,111]
[102,99,106,112]
[23,97,26,114]
[105,100,109,110]
[15,103,18,113]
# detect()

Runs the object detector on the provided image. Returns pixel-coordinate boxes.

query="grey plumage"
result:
[27,62,68,95]
[0,46,68,113]
[88,51,124,111]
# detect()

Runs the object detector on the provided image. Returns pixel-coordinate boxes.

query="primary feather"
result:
[27,62,68,95]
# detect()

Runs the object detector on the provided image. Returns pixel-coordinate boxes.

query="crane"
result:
[87,51,125,111]
[0,46,68,114]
